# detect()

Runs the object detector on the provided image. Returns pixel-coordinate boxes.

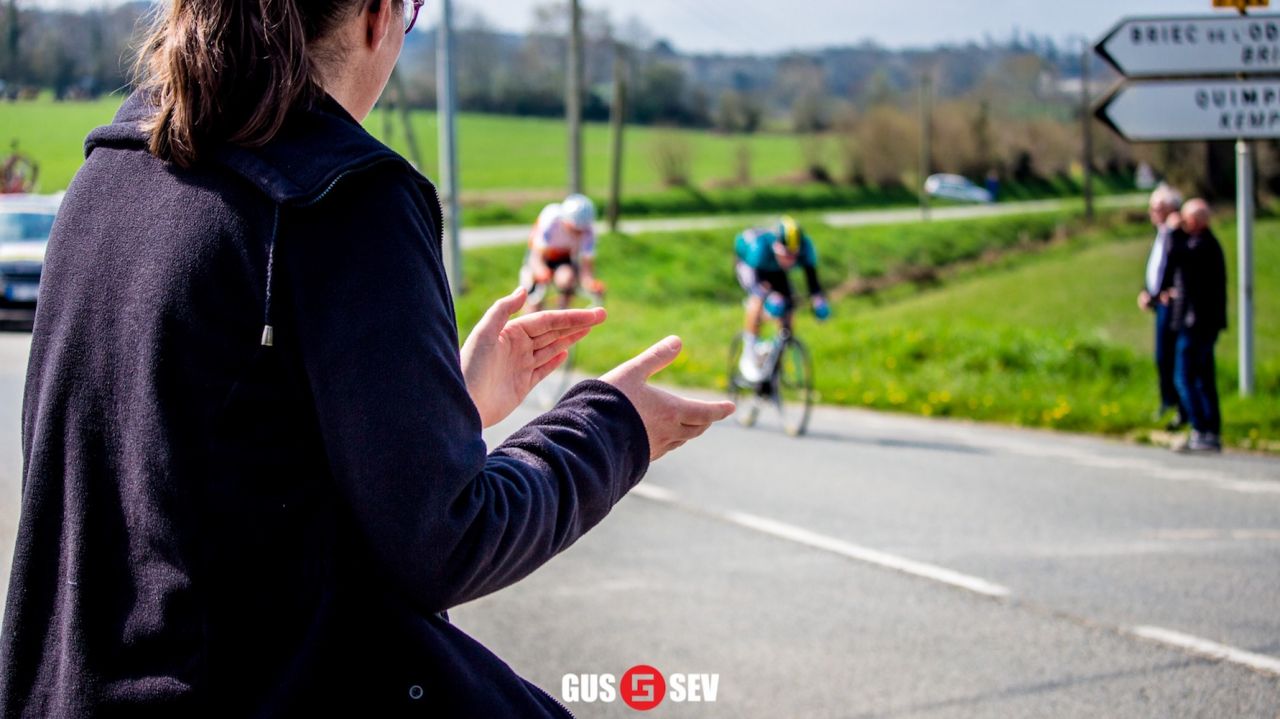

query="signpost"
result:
[1095,78,1280,141]
[1094,10,1274,397]
[1096,15,1280,77]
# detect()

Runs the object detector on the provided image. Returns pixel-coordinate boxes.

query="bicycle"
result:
[525,280,605,410]
[726,327,814,437]
[2,143,39,195]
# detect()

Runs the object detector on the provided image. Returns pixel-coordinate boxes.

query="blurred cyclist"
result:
[521,193,605,311]
[735,215,829,381]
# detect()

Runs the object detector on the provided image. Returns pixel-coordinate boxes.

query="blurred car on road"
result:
[924,173,994,204]
[0,193,62,317]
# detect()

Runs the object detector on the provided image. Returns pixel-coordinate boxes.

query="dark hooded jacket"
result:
[1161,226,1228,335]
[0,92,649,718]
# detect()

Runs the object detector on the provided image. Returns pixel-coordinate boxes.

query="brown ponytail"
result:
[136,0,366,167]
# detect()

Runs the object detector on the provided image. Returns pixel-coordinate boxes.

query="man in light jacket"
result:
[1137,184,1187,431]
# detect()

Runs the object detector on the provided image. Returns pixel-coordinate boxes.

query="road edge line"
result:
[629,484,1011,599]
[1129,626,1280,677]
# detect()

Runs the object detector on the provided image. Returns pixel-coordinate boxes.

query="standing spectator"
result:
[1136,184,1187,430]
[1162,199,1228,453]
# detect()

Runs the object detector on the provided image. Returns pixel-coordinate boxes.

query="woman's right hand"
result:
[601,336,735,462]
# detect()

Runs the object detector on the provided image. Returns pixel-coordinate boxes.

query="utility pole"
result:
[567,0,584,195]
[607,43,628,233]
[6,0,21,83]
[437,0,463,295]
[1081,41,1095,223]
[381,93,395,144]
[390,71,423,171]
[918,72,932,222]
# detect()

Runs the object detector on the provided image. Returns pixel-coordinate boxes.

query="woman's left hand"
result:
[461,287,606,427]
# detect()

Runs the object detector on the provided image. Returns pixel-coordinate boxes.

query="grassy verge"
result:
[456,210,1280,452]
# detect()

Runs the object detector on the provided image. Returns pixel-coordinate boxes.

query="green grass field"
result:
[0,97,121,197]
[3,96,1133,226]
[0,96,812,193]
[455,212,1280,452]
[366,107,808,194]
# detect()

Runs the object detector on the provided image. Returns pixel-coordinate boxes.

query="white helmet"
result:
[559,194,596,230]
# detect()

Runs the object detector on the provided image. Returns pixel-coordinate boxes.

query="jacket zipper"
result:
[300,157,404,208]
[531,680,576,718]
[302,158,447,249]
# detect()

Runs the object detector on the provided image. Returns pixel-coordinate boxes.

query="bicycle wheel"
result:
[772,336,813,437]
[726,333,759,427]
[530,342,572,410]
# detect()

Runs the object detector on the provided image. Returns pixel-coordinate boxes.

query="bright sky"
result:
[39,0,1231,53]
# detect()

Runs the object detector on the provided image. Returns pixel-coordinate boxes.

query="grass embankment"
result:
[456,211,1280,452]
[3,96,1134,226]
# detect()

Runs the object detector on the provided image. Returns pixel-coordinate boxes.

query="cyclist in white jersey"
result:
[520,194,605,311]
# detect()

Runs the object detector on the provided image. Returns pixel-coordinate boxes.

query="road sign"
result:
[1213,0,1269,8]
[1095,78,1280,141]
[1095,15,1280,77]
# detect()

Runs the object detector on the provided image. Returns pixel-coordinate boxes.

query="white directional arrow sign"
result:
[1095,79,1280,141]
[1096,15,1280,77]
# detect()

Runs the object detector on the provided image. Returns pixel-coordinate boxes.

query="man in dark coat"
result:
[1161,198,1228,453]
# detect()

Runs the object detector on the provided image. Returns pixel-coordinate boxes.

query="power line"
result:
[650,0,778,55]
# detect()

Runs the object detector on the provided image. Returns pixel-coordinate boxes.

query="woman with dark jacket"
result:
[0,1,732,716]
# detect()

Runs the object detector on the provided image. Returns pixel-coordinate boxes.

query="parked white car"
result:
[0,193,62,308]
[923,173,993,204]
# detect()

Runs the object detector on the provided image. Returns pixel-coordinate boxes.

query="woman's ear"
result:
[366,0,395,50]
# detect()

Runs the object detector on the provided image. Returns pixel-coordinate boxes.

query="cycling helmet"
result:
[779,215,801,255]
[560,194,596,230]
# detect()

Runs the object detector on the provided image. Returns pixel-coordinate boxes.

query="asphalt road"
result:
[0,330,1277,717]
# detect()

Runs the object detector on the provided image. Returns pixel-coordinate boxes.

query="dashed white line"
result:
[720,509,1013,598]
[629,484,1011,598]
[631,483,1280,677]
[1129,626,1280,677]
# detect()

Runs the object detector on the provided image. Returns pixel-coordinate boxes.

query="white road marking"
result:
[629,484,1011,599]
[630,484,1280,676]
[1222,481,1280,495]
[1130,626,1280,677]
[1232,529,1280,540]
[935,433,1279,496]
[1149,528,1280,542]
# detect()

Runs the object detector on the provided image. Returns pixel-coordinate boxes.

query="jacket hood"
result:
[84,92,416,207]
[84,92,443,351]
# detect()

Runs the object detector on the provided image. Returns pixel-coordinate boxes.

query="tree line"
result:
[4,0,1279,198]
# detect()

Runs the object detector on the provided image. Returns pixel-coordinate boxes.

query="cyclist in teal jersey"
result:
[734,215,829,381]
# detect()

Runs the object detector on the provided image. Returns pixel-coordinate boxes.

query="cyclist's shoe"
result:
[812,296,831,321]
[764,292,787,319]
[738,345,766,383]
